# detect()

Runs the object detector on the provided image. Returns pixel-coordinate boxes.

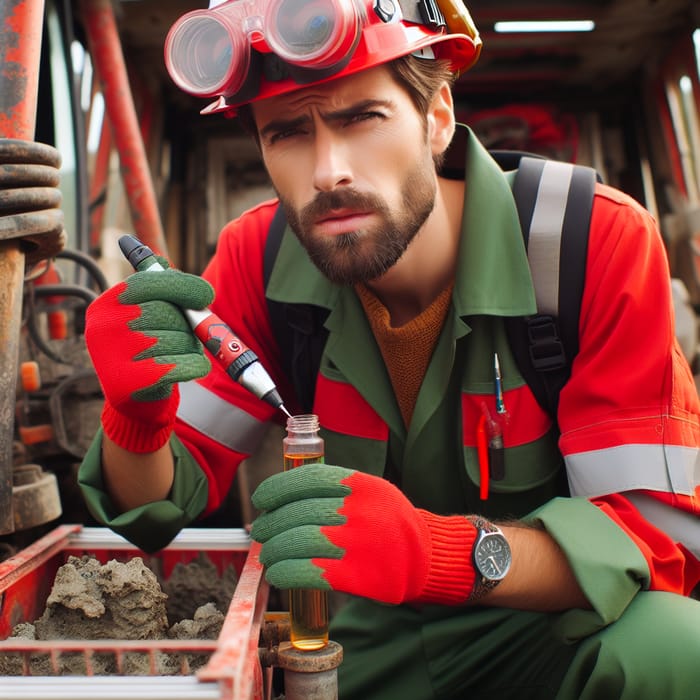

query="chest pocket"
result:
[461,382,563,495]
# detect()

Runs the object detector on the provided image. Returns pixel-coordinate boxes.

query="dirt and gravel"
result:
[0,553,237,676]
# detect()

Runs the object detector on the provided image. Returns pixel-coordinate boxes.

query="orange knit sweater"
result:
[355,282,454,427]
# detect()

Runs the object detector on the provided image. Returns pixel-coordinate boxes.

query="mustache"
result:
[300,189,385,228]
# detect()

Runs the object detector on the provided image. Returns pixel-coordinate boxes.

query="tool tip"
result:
[118,234,155,270]
[263,389,291,418]
[118,234,141,258]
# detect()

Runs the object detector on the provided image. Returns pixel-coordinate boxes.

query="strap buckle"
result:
[526,315,567,371]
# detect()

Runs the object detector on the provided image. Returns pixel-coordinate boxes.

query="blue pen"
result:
[486,353,506,482]
[494,353,506,414]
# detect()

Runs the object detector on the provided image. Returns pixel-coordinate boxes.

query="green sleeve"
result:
[525,496,650,642]
[78,428,209,553]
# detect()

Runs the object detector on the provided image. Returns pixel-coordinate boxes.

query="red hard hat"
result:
[164,0,482,116]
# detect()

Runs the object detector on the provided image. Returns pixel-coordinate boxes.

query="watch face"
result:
[474,532,512,581]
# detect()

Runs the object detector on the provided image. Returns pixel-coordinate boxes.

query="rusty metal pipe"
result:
[0,0,47,535]
[276,641,343,700]
[78,0,168,257]
[0,244,24,535]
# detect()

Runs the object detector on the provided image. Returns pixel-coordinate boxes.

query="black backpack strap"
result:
[263,203,290,354]
[506,157,598,420]
[263,204,329,413]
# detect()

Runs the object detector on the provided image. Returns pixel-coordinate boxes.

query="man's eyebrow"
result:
[259,98,394,139]
[322,98,394,121]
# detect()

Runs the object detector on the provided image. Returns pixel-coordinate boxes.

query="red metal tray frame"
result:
[0,525,270,700]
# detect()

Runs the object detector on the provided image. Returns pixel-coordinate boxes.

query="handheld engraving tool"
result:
[118,234,291,418]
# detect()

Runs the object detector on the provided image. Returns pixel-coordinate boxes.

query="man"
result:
[79,1,700,697]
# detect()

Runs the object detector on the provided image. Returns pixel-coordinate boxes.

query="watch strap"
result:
[467,515,499,533]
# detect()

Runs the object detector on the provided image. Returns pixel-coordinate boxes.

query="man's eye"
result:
[347,112,384,125]
[268,129,299,144]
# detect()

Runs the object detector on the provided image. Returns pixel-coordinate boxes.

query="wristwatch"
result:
[467,516,512,601]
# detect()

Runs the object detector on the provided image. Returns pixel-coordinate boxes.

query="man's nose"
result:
[312,128,353,192]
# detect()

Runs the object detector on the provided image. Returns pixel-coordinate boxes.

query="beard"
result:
[279,161,437,285]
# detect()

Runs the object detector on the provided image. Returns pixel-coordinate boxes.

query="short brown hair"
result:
[386,54,455,122]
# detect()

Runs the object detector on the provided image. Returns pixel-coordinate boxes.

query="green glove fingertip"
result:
[120,269,214,310]
[250,497,346,542]
[251,463,354,511]
[265,559,331,590]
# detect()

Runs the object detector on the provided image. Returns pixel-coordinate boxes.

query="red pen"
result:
[476,413,489,500]
[477,398,508,500]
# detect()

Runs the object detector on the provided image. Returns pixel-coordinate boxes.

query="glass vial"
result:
[283,414,329,651]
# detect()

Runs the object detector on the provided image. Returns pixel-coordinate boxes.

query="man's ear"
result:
[427,82,456,157]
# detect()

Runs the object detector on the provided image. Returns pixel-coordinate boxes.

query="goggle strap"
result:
[225,37,359,108]
[224,51,263,107]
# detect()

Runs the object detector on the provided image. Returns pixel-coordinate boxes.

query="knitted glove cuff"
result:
[101,386,180,454]
[414,510,478,605]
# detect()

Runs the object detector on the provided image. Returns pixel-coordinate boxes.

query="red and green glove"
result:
[84,264,213,453]
[250,463,478,606]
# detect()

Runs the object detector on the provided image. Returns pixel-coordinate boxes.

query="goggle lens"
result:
[165,11,249,97]
[265,0,358,68]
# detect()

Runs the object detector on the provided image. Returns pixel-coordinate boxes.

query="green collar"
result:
[451,125,536,317]
[266,124,536,320]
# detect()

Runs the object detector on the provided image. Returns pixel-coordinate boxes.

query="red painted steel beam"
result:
[0,0,44,139]
[78,0,168,257]
[0,0,47,535]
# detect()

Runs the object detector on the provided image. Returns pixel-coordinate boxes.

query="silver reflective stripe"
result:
[626,492,700,559]
[566,443,699,498]
[176,380,269,454]
[527,161,574,316]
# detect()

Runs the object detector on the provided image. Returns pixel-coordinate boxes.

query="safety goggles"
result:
[165,0,480,101]
[165,0,370,98]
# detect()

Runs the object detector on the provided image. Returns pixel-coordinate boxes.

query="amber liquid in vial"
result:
[283,450,329,651]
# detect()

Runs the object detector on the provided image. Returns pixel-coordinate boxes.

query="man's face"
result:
[252,65,438,285]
